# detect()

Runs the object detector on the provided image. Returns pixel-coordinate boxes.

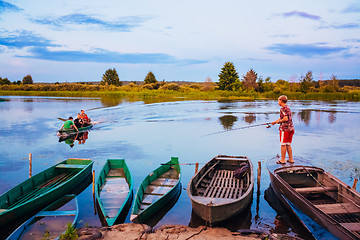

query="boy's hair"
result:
[278,95,288,103]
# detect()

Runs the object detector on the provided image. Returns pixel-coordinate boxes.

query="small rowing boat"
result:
[187,155,254,223]
[58,123,93,134]
[95,159,133,226]
[0,158,93,226]
[6,194,78,240]
[267,157,360,240]
[130,157,181,223]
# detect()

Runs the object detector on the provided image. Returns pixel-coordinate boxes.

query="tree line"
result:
[1,64,360,94]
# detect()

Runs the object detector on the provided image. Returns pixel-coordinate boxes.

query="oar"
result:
[58,117,67,121]
[203,122,272,136]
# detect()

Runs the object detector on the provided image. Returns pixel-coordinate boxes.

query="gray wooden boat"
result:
[187,155,254,223]
[267,157,360,240]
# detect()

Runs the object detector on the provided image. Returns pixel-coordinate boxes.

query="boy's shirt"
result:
[280,105,294,131]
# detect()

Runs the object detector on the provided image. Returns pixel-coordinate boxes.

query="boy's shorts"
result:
[280,130,294,146]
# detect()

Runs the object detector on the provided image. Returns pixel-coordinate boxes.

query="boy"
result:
[60,116,79,132]
[272,95,294,164]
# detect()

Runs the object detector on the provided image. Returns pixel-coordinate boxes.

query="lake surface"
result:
[1,96,359,239]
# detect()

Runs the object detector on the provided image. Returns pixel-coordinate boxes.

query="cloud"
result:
[266,43,346,57]
[342,4,360,13]
[32,14,149,31]
[0,1,22,14]
[282,11,321,20]
[0,30,59,48]
[17,46,206,65]
[319,23,360,30]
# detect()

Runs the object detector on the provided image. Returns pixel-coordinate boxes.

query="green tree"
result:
[242,68,258,91]
[218,62,241,91]
[101,68,121,86]
[299,71,313,93]
[0,77,11,85]
[22,75,33,84]
[144,71,157,84]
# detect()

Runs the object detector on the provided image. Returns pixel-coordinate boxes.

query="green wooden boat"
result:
[0,158,93,226]
[95,159,133,226]
[6,194,78,240]
[58,123,93,134]
[130,157,181,223]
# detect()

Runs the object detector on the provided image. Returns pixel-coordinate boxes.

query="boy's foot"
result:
[287,160,294,163]
[276,160,286,164]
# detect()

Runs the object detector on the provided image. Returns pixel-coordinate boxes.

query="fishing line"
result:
[203,122,272,137]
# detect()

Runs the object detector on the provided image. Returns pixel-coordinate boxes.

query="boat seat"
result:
[294,186,337,194]
[315,203,360,215]
[56,164,89,169]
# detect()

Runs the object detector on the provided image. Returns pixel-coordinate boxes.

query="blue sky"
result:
[0,0,359,83]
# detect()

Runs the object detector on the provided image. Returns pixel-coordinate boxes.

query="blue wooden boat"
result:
[0,158,93,226]
[130,157,181,223]
[6,194,78,240]
[95,159,133,226]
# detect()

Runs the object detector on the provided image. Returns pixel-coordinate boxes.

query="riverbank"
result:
[77,223,286,240]
[1,89,360,101]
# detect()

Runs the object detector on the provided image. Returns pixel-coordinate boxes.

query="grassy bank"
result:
[0,89,359,101]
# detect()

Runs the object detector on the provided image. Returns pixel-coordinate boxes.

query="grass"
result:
[0,89,359,101]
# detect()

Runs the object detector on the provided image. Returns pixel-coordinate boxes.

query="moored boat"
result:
[6,194,78,240]
[130,157,181,223]
[0,158,93,226]
[187,155,254,224]
[267,157,360,240]
[95,159,133,226]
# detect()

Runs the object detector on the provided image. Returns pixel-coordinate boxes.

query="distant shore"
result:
[1,89,359,102]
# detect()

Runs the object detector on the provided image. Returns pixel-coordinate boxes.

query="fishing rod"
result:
[204,122,272,136]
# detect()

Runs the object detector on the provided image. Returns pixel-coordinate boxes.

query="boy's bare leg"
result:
[280,145,286,163]
[287,145,294,163]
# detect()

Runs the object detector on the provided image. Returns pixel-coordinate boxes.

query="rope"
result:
[203,122,272,136]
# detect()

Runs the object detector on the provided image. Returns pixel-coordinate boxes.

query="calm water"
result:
[1,96,359,239]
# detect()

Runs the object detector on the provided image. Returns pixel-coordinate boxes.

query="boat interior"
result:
[277,167,360,236]
[139,168,179,211]
[191,156,251,200]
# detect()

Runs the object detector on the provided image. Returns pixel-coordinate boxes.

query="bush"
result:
[160,83,180,91]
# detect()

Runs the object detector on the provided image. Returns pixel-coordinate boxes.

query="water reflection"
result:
[244,113,256,124]
[188,202,252,231]
[264,185,316,240]
[58,131,90,148]
[218,100,238,110]
[297,110,311,126]
[219,115,238,130]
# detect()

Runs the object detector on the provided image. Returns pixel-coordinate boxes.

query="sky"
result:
[0,0,359,83]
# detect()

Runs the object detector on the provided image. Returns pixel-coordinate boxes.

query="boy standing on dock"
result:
[272,95,294,164]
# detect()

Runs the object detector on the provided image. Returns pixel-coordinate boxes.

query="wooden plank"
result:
[295,186,338,194]
[195,160,220,189]
[340,223,360,232]
[215,157,247,161]
[145,185,172,195]
[151,178,178,186]
[37,210,76,217]
[56,164,89,169]
[315,203,360,214]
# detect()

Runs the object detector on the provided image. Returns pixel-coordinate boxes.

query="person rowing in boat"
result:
[60,116,79,132]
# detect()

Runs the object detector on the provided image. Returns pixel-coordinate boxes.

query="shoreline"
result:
[77,223,289,240]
